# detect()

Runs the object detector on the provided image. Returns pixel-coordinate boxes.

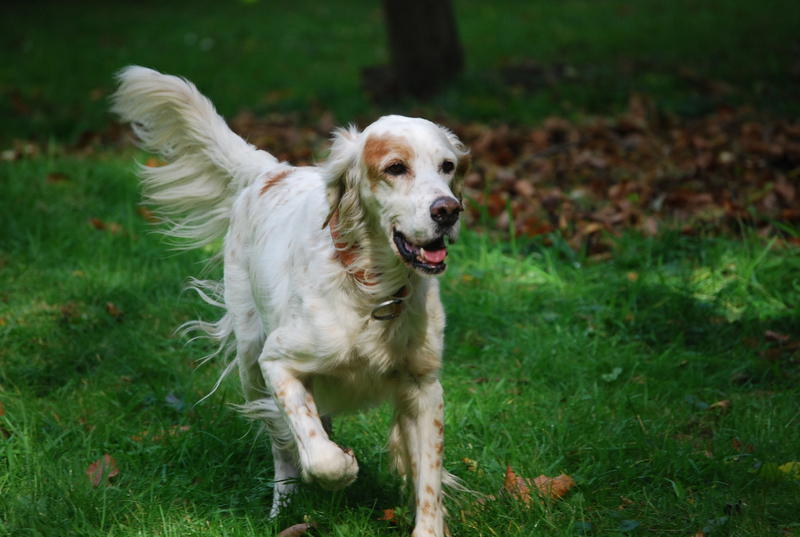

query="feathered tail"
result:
[111,65,277,247]
[111,66,276,396]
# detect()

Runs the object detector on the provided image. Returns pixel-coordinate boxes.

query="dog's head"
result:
[323,115,469,275]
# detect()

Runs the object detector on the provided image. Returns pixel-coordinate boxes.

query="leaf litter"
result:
[503,465,576,505]
[86,453,119,487]
[18,93,798,250]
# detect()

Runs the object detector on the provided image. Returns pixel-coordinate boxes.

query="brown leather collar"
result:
[329,211,408,319]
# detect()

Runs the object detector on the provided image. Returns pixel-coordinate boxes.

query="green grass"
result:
[2,1,799,535]
[2,0,799,145]
[1,155,799,536]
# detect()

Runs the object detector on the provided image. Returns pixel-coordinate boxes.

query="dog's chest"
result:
[310,310,439,413]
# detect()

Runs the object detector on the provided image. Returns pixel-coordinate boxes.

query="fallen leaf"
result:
[137,206,158,222]
[378,508,396,522]
[105,302,123,320]
[709,400,731,411]
[0,401,4,416]
[90,218,123,234]
[46,172,70,183]
[504,465,532,504]
[86,454,119,487]
[765,330,790,343]
[533,473,576,499]
[462,457,479,472]
[276,522,316,537]
[504,466,576,504]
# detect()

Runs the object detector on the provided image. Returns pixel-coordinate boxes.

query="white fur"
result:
[112,66,469,536]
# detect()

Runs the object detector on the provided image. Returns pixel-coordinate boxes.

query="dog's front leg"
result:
[259,355,358,490]
[396,378,446,537]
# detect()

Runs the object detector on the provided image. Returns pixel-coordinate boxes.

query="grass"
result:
[2,1,799,535]
[1,154,799,536]
[2,0,799,145]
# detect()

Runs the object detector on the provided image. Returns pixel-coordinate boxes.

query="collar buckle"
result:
[371,298,404,321]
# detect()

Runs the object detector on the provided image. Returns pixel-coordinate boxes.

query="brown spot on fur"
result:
[425,485,435,496]
[277,390,286,398]
[421,500,432,515]
[363,134,414,189]
[430,460,441,470]
[259,169,292,196]
[433,419,444,435]
[309,430,317,437]
[435,442,443,454]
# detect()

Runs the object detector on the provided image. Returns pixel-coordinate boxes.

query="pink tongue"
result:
[420,247,447,263]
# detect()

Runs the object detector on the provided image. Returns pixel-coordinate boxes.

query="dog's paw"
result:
[303,441,359,490]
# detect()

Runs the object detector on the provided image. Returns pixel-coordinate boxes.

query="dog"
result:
[112,66,469,537]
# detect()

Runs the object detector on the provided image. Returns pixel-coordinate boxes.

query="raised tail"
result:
[111,65,277,247]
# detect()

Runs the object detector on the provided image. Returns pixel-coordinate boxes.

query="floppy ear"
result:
[322,125,361,229]
[439,125,471,202]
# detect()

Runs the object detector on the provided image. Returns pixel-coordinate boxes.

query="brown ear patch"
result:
[363,134,414,188]
[259,169,292,196]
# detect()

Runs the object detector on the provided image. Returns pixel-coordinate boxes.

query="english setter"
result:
[112,67,468,536]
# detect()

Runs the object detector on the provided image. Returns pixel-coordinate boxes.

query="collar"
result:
[329,211,408,320]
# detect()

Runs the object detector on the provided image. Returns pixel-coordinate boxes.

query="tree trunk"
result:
[381,0,464,98]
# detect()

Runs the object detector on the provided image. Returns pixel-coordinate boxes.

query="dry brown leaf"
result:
[504,465,532,504]
[0,401,5,416]
[765,330,791,343]
[504,466,576,504]
[137,206,158,222]
[106,302,123,320]
[276,522,316,537]
[709,400,731,411]
[533,473,577,499]
[378,508,396,522]
[86,454,119,487]
[46,172,70,183]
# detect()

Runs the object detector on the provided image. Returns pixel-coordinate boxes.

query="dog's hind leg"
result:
[269,440,300,518]
[225,257,301,518]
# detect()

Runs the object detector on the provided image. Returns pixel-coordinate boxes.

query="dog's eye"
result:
[384,163,407,176]
[441,160,455,174]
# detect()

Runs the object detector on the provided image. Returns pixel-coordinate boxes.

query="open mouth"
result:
[392,229,448,274]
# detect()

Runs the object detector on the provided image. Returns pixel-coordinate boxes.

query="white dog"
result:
[112,66,469,536]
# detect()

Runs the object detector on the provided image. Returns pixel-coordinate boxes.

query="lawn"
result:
[2,1,800,536]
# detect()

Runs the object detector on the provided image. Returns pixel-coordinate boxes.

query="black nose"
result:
[429,196,462,227]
